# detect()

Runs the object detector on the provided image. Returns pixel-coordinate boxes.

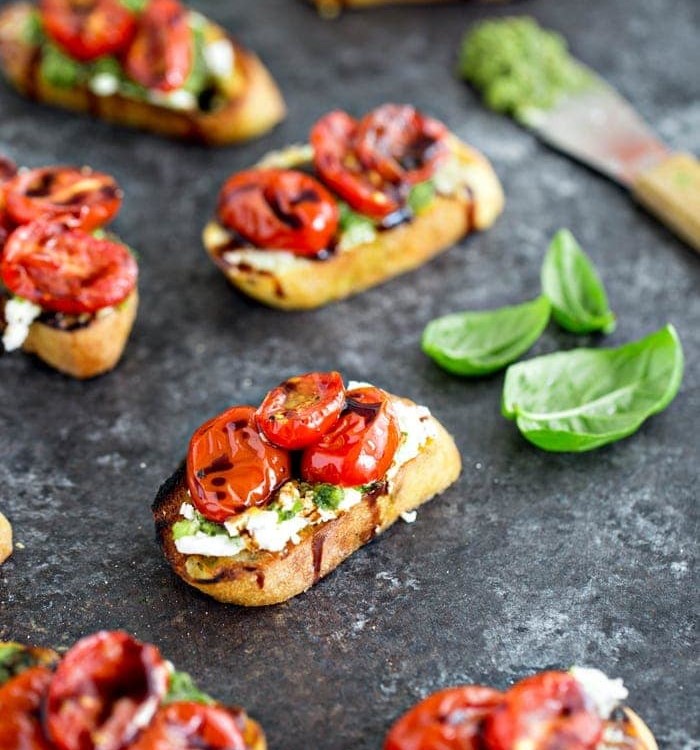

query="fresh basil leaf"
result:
[338,202,377,250]
[313,484,344,510]
[165,670,215,705]
[172,519,199,540]
[407,180,436,215]
[502,324,683,452]
[22,11,44,45]
[118,0,148,11]
[422,296,551,376]
[40,43,87,88]
[541,229,616,334]
[183,24,209,96]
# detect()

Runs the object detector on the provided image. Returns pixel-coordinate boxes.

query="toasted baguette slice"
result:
[613,708,658,750]
[153,405,461,606]
[4,290,138,379]
[0,512,12,565]
[0,3,285,145]
[204,137,503,310]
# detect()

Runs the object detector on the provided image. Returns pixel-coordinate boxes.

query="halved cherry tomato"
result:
[124,0,193,92]
[255,371,346,449]
[46,631,169,750]
[483,671,603,750]
[217,169,339,257]
[4,166,122,230]
[41,0,137,62]
[384,686,504,750]
[129,702,248,750]
[0,158,17,248]
[1,220,138,314]
[0,666,53,750]
[311,105,448,220]
[301,385,400,487]
[187,405,292,523]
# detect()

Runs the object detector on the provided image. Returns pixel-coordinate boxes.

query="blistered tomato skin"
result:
[0,220,138,314]
[218,169,339,256]
[187,405,292,523]
[300,386,400,487]
[255,371,346,449]
[4,166,122,230]
[384,685,503,750]
[483,671,603,750]
[46,631,169,750]
[41,0,137,62]
[311,104,448,220]
[0,666,53,750]
[124,0,193,92]
[129,702,248,750]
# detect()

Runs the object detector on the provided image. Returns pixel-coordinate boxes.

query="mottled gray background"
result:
[0,0,698,747]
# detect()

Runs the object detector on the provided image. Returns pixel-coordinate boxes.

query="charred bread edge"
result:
[0,512,12,564]
[20,289,138,379]
[153,410,461,606]
[620,708,658,750]
[204,138,504,310]
[0,3,285,145]
[0,639,267,750]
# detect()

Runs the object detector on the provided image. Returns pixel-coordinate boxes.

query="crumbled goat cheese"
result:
[175,532,244,557]
[179,502,195,520]
[238,509,309,553]
[256,144,314,169]
[204,39,235,79]
[570,667,628,719]
[387,398,437,483]
[433,153,481,197]
[2,298,41,352]
[401,510,418,523]
[89,73,119,97]
[222,248,308,273]
[149,89,198,111]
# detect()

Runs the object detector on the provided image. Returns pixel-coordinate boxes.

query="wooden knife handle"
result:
[633,152,700,253]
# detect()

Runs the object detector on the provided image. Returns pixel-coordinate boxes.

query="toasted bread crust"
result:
[204,138,503,310]
[0,3,285,145]
[19,290,138,379]
[617,708,658,750]
[0,512,12,565]
[153,407,461,606]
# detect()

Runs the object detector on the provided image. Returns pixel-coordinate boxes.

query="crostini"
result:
[203,103,503,309]
[0,511,12,564]
[153,371,462,605]
[1,159,138,378]
[0,0,285,145]
[0,630,266,749]
[385,668,658,750]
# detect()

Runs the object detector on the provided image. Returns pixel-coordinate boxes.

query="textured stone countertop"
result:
[0,0,698,747]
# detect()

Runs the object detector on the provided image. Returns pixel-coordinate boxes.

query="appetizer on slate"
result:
[0,158,138,378]
[203,103,503,309]
[0,0,285,144]
[0,630,266,749]
[385,668,657,750]
[153,371,461,605]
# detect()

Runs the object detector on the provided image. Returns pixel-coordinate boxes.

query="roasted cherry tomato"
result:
[41,0,137,62]
[311,104,448,220]
[4,166,122,230]
[301,385,400,487]
[0,158,17,248]
[187,405,292,523]
[124,0,193,91]
[0,156,17,184]
[0,666,53,750]
[483,671,603,750]
[1,220,138,314]
[217,169,339,257]
[129,702,248,750]
[46,631,169,750]
[255,371,346,450]
[384,686,504,750]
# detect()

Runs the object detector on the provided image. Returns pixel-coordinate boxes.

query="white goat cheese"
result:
[570,666,628,719]
[175,532,244,557]
[2,298,41,352]
[204,39,235,79]
[89,73,119,97]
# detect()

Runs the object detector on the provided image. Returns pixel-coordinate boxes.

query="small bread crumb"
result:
[0,511,12,564]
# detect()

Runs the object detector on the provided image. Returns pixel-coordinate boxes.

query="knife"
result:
[461,20,700,253]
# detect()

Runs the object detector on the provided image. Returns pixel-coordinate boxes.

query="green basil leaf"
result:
[40,43,87,88]
[165,671,215,705]
[407,180,436,215]
[422,296,551,376]
[313,484,344,510]
[541,229,616,334]
[118,0,148,11]
[338,202,377,249]
[501,324,684,452]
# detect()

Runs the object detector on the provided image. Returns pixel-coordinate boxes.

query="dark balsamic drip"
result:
[343,397,382,423]
[196,455,234,480]
[243,566,265,589]
[267,194,303,230]
[37,310,94,331]
[364,494,381,541]
[311,531,327,582]
[378,206,412,231]
[25,170,56,197]
[26,46,43,101]
[362,480,388,503]
[398,133,440,172]
[289,188,321,206]
[197,87,218,113]
[465,185,476,231]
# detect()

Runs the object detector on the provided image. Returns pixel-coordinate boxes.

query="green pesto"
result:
[172,513,226,541]
[23,10,45,46]
[183,24,209,96]
[313,484,344,511]
[118,0,148,11]
[458,17,595,123]
[338,202,377,247]
[0,645,36,685]
[407,180,436,215]
[165,671,215,705]
[277,500,303,522]
[40,42,87,88]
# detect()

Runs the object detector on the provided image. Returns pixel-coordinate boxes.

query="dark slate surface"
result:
[0,0,698,747]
